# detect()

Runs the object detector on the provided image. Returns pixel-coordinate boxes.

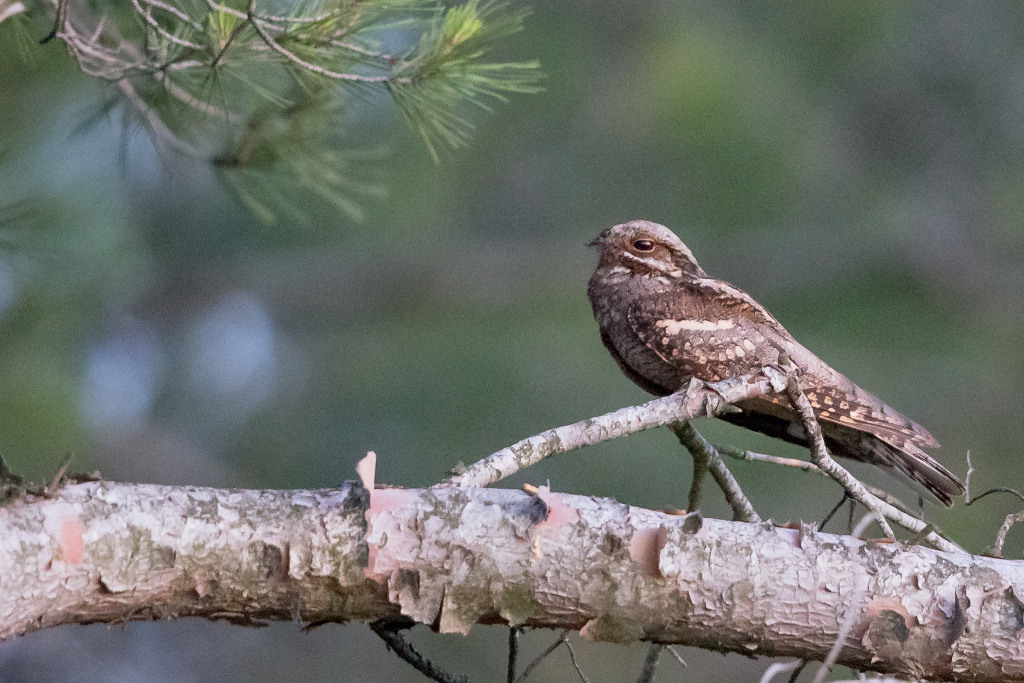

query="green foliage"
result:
[388,1,541,159]
[31,0,541,220]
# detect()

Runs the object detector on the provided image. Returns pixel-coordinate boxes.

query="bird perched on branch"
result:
[587,219,964,505]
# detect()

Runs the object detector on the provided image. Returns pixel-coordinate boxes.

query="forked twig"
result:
[671,421,760,523]
[716,445,928,521]
[446,368,788,488]
[783,374,897,541]
[964,451,1024,507]
[515,631,589,682]
[781,370,962,552]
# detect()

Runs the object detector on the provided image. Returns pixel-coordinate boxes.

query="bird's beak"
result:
[586,233,605,247]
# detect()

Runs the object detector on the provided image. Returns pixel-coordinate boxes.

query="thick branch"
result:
[1,481,1023,680]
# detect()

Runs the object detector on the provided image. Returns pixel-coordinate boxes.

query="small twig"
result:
[787,660,808,683]
[210,16,250,68]
[247,0,392,83]
[989,512,1024,558]
[760,660,803,683]
[138,0,203,30]
[370,622,468,683]
[966,487,1024,506]
[636,644,661,683]
[716,444,923,518]
[447,370,785,489]
[964,452,1024,507]
[717,445,820,472]
[45,454,73,497]
[664,646,686,669]
[784,375,896,541]
[40,0,68,42]
[670,421,760,523]
[562,637,589,683]
[781,372,962,552]
[818,493,850,532]
[684,428,709,513]
[507,627,520,683]
[131,0,205,50]
[515,631,568,682]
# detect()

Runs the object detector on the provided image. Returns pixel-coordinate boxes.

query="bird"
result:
[587,219,964,505]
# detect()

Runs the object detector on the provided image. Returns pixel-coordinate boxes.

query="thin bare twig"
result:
[716,444,924,520]
[131,0,205,50]
[818,493,850,532]
[562,637,589,683]
[784,374,896,540]
[507,627,520,683]
[514,632,567,682]
[670,421,760,523]
[664,646,687,669]
[964,451,1024,507]
[446,369,788,488]
[990,512,1024,558]
[636,644,661,683]
[137,0,203,30]
[370,623,468,683]
[760,660,803,683]
[783,372,962,552]
[685,428,709,513]
[247,0,392,83]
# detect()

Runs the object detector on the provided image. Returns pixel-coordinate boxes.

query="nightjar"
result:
[587,219,963,505]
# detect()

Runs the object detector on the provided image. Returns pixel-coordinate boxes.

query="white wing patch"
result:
[655,318,737,333]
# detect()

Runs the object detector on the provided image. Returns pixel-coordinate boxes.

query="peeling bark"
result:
[1,481,1023,681]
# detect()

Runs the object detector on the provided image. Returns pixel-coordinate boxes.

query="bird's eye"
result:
[632,239,655,252]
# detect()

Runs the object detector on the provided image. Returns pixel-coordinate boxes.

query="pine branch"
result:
[26,0,541,219]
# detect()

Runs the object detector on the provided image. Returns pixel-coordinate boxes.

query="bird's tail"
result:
[824,425,964,506]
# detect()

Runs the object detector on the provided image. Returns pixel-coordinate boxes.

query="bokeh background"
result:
[3,1,1024,681]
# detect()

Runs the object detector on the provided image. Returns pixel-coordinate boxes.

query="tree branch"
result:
[445,367,789,488]
[669,420,760,523]
[2,480,1022,680]
[782,372,961,553]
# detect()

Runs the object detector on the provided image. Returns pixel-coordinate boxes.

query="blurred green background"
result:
[3,1,1024,681]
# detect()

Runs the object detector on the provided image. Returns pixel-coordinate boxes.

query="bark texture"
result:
[2,480,1023,681]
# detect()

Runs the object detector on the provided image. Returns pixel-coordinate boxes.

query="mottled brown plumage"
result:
[588,219,963,505]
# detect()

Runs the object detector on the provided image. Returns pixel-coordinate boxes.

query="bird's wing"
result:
[623,278,790,383]
[727,394,962,505]
[624,276,961,502]
[627,276,942,450]
[754,365,941,449]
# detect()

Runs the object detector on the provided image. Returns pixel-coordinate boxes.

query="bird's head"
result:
[588,220,706,279]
